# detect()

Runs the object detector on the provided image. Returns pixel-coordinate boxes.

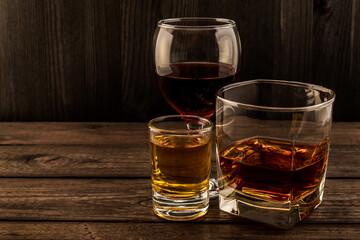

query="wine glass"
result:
[153,17,241,197]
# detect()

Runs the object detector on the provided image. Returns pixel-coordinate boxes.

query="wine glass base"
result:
[209,178,218,199]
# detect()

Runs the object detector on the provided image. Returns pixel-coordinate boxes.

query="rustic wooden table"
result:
[0,122,359,239]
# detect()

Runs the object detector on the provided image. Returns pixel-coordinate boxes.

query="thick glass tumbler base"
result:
[153,190,209,221]
[219,183,324,229]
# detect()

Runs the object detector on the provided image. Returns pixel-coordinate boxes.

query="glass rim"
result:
[157,17,236,30]
[216,79,336,112]
[148,115,213,135]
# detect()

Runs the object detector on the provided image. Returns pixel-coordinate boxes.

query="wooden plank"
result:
[0,1,358,122]
[327,145,360,178]
[273,0,313,82]
[0,178,358,223]
[0,122,358,145]
[0,144,357,178]
[0,122,149,146]
[0,145,149,177]
[0,222,359,240]
[0,122,357,177]
[349,0,360,119]
[118,0,180,121]
[0,0,174,122]
[312,0,354,121]
[235,0,276,81]
[193,0,276,81]
[330,122,360,145]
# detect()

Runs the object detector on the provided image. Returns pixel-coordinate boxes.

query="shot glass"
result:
[149,115,213,221]
[216,80,335,228]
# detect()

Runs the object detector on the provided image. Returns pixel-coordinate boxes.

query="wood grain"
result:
[0,121,357,238]
[193,0,276,81]
[0,178,358,223]
[312,0,355,121]
[349,0,360,119]
[0,122,149,146]
[0,142,357,178]
[0,122,358,145]
[0,222,359,240]
[0,122,358,177]
[273,0,313,82]
[0,0,359,121]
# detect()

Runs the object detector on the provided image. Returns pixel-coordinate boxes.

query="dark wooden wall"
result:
[0,0,358,121]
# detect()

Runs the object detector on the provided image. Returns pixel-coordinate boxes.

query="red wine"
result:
[157,62,236,118]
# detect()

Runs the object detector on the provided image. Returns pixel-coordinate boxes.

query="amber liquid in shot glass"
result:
[149,115,212,221]
[150,135,211,197]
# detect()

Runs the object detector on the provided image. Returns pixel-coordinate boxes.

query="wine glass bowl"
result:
[154,18,241,119]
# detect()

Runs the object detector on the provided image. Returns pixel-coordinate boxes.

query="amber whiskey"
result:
[150,135,211,197]
[219,137,329,202]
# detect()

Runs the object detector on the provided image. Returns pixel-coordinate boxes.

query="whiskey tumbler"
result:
[215,79,335,228]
